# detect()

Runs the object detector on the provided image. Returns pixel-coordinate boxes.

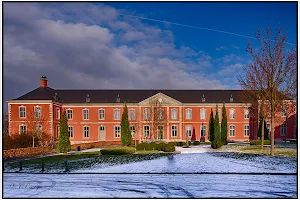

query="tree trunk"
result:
[271,114,275,156]
[32,135,35,148]
[261,120,264,150]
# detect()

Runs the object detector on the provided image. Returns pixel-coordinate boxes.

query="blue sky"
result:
[3,2,297,112]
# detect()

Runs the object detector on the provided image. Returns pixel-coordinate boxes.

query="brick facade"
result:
[7,77,296,145]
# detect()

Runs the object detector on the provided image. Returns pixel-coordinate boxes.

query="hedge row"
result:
[136,142,175,152]
[4,133,39,150]
[100,146,136,155]
[170,141,211,146]
[250,140,272,145]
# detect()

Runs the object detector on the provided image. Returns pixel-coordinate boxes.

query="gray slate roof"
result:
[13,86,248,103]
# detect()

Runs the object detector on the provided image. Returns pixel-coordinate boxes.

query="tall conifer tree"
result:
[208,109,215,143]
[221,103,228,145]
[58,110,71,153]
[214,105,221,142]
[121,104,132,146]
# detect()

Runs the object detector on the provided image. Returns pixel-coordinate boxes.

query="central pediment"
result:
[138,92,182,106]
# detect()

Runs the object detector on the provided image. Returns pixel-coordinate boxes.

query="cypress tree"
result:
[221,103,228,145]
[214,105,221,142]
[121,104,132,146]
[58,110,71,153]
[208,109,215,143]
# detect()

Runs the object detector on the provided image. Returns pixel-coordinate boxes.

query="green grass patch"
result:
[241,146,296,157]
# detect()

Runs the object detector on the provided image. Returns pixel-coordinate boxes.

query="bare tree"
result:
[3,113,8,135]
[142,98,168,142]
[25,108,51,147]
[238,25,297,155]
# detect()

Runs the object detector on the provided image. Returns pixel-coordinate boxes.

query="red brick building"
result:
[7,76,296,145]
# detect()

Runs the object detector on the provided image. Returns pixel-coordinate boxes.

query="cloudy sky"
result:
[3,2,297,112]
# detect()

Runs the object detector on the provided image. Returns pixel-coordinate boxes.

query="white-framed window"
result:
[200,108,206,119]
[19,106,26,118]
[56,108,60,120]
[83,126,90,138]
[34,106,41,119]
[230,109,235,119]
[67,109,73,120]
[19,125,26,134]
[158,125,164,139]
[57,125,60,137]
[186,108,192,120]
[99,125,105,132]
[114,109,120,120]
[229,125,235,137]
[144,108,149,120]
[130,126,136,137]
[281,106,287,117]
[244,124,250,136]
[114,125,121,138]
[171,108,177,120]
[99,109,105,120]
[186,125,192,137]
[144,125,150,138]
[280,123,287,136]
[83,109,89,120]
[129,109,135,120]
[200,124,206,137]
[68,126,74,138]
[171,125,177,137]
[244,109,249,119]
[158,109,164,120]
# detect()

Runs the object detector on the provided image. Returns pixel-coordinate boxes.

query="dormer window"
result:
[230,95,234,102]
[116,94,120,103]
[54,93,59,101]
[86,94,90,103]
[202,95,205,102]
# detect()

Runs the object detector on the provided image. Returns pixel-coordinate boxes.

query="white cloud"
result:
[4,2,232,105]
[216,46,228,51]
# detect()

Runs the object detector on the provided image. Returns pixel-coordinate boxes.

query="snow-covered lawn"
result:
[3,173,296,198]
[76,151,296,173]
[3,145,296,198]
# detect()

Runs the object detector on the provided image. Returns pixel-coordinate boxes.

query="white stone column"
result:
[167,107,169,141]
[179,106,182,140]
[139,106,142,143]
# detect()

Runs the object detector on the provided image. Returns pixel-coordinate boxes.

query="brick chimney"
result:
[40,76,48,87]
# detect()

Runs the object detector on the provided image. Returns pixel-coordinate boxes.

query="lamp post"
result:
[202,122,204,141]
[131,131,136,152]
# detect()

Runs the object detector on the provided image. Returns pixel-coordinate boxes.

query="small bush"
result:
[168,142,177,146]
[177,141,186,146]
[156,142,166,151]
[211,141,223,149]
[149,142,157,151]
[193,141,200,145]
[136,143,148,151]
[164,143,175,152]
[100,146,135,155]
[250,140,271,145]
